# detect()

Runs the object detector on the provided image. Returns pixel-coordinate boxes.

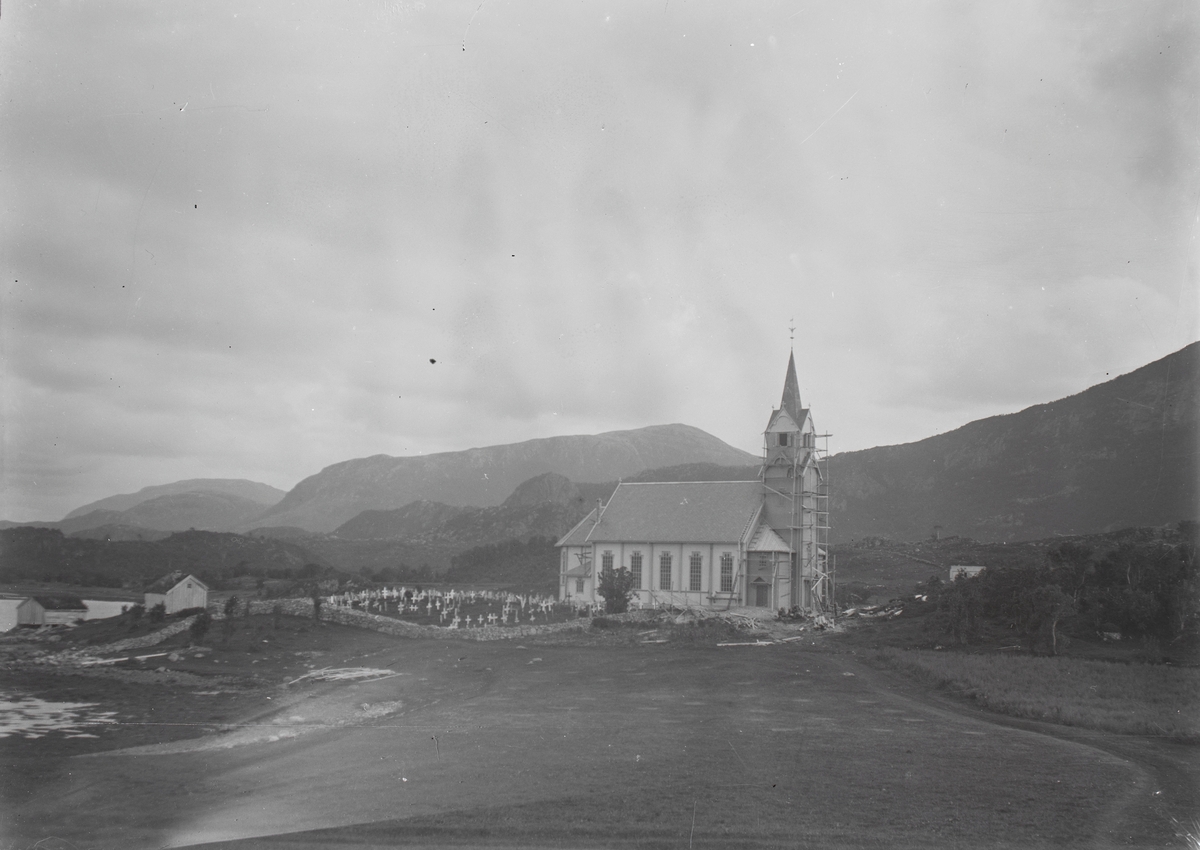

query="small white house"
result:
[16,595,89,627]
[144,572,208,614]
[949,565,986,581]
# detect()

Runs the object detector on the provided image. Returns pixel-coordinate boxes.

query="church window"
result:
[659,553,672,590]
[561,550,568,570]
[757,553,771,571]
[575,578,584,594]
[778,433,789,447]
[630,552,643,588]
[720,553,734,591]
[602,551,614,571]
[689,553,702,591]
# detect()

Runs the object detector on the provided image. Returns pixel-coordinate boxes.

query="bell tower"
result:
[760,343,830,613]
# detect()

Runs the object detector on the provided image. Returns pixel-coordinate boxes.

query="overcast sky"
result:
[2,1,1197,521]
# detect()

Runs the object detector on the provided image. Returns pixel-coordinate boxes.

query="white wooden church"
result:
[557,352,830,613]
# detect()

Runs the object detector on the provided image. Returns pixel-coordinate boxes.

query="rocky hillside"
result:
[832,342,1199,542]
[251,424,757,533]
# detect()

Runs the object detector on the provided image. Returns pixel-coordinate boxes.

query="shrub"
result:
[597,566,637,614]
[148,602,166,623]
[189,611,212,645]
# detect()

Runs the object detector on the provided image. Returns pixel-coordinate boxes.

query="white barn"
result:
[16,595,89,627]
[144,572,209,614]
[558,351,830,613]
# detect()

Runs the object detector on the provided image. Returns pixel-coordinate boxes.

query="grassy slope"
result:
[874,648,1200,739]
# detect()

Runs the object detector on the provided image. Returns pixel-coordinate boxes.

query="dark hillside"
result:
[832,342,1199,542]
[0,527,324,589]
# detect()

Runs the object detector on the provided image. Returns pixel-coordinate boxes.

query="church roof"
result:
[571,481,763,545]
[556,507,599,547]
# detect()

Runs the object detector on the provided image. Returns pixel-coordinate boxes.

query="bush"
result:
[148,602,166,623]
[189,611,212,644]
[597,566,637,614]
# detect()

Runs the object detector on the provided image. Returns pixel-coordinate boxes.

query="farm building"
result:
[16,595,89,627]
[558,350,830,613]
[144,572,208,614]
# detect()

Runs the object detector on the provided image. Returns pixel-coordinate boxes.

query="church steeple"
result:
[780,350,802,422]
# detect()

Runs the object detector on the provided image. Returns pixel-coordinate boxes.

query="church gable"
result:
[747,522,792,553]
[766,408,800,434]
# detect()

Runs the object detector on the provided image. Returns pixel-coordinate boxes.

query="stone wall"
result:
[97,615,197,654]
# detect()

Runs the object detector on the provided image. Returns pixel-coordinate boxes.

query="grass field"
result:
[1,619,1195,849]
[874,648,1200,739]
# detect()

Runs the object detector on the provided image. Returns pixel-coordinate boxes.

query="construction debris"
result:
[285,667,399,686]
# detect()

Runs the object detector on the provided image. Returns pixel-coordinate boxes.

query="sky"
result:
[2,1,1198,521]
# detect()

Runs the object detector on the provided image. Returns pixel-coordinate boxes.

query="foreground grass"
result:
[877,648,1200,739]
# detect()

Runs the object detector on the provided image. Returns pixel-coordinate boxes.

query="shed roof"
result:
[574,481,763,545]
[145,572,208,594]
[29,595,88,611]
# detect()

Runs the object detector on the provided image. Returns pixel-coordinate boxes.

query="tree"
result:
[597,566,637,615]
[221,595,240,642]
[189,610,212,645]
[1021,584,1074,655]
[310,584,324,620]
[938,575,982,645]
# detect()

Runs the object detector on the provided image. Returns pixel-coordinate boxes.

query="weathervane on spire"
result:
[788,318,796,348]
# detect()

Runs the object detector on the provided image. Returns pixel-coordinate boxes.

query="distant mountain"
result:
[832,342,1200,543]
[49,491,279,536]
[114,492,272,532]
[623,462,759,484]
[252,424,757,533]
[64,478,286,521]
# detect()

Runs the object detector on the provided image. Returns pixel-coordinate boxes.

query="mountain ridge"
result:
[251,423,758,533]
[830,341,1199,542]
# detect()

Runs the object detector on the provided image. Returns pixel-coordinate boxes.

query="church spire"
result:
[781,350,802,421]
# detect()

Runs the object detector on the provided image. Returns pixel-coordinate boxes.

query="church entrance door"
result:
[754,584,770,607]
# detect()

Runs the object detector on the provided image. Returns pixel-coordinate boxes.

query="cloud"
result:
[1,0,1197,519]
